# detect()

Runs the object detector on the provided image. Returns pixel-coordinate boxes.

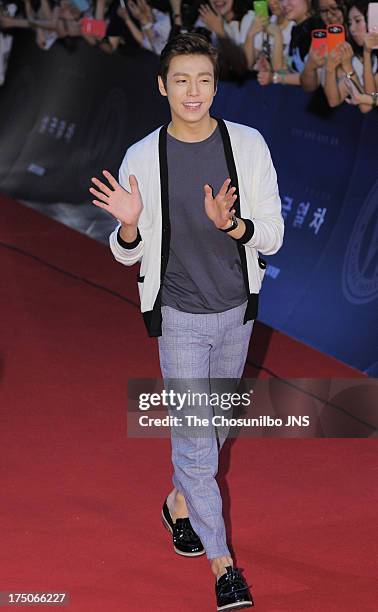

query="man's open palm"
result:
[89,170,143,227]
[204,178,237,229]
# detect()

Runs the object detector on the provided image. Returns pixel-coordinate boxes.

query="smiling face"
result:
[158,54,216,128]
[281,0,310,23]
[318,0,344,25]
[348,6,366,46]
[209,0,233,17]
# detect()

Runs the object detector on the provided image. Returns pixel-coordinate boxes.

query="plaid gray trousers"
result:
[158,301,253,559]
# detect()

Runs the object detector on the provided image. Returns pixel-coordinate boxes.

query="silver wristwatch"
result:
[219,215,238,233]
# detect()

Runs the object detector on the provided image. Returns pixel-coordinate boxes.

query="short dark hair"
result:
[159,33,219,89]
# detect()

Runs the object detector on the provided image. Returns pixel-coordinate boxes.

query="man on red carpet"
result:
[89,33,283,611]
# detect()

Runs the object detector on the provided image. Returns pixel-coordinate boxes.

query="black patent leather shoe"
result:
[215,566,254,610]
[161,499,205,557]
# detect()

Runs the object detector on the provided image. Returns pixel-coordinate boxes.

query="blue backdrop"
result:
[213,82,378,375]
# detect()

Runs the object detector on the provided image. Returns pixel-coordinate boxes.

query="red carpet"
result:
[1,195,376,611]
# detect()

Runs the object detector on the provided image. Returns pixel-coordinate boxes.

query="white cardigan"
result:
[109,119,284,335]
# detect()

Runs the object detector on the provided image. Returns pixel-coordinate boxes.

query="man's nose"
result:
[187,81,199,96]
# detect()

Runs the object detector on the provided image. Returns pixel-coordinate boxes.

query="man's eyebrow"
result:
[172,72,213,77]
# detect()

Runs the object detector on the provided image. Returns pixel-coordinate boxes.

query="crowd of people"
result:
[1,0,378,111]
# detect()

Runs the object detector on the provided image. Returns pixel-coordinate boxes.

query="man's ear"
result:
[158,75,168,97]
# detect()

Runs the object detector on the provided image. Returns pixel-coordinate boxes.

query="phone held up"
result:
[253,1,269,19]
[311,29,327,56]
[311,24,345,54]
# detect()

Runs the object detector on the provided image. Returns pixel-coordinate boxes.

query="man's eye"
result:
[176,80,186,83]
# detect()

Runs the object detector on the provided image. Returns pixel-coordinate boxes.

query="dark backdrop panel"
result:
[0,33,377,373]
[0,33,169,203]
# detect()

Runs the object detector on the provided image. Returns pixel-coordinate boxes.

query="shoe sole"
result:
[161,510,206,557]
[217,602,253,611]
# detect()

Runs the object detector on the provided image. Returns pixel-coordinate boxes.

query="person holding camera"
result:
[244,0,294,72]
[300,0,346,92]
[323,0,378,112]
[256,0,323,87]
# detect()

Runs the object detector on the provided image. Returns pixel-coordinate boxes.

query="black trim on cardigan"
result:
[236,218,255,245]
[117,226,142,249]
[216,118,259,324]
[143,123,170,337]
[159,124,171,280]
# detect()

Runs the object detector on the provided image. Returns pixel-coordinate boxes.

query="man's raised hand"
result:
[89,170,143,227]
[204,178,237,230]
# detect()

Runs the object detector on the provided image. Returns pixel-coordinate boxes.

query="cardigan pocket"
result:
[137,272,145,301]
[258,257,267,283]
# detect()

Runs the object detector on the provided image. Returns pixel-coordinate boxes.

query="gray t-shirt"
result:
[161,125,246,314]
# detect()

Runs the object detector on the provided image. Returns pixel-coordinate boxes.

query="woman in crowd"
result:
[192,0,252,77]
[244,0,294,71]
[256,0,323,86]
[115,0,171,55]
[300,0,346,91]
[196,0,254,45]
[323,0,378,112]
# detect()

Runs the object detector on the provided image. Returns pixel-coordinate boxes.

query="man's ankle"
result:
[210,556,234,579]
[175,490,186,504]
[167,489,188,520]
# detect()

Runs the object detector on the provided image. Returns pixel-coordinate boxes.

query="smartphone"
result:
[311,29,328,56]
[253,1,268,19]
[327,24,345,52]
[81,17,106,39]
[368,3,378,48]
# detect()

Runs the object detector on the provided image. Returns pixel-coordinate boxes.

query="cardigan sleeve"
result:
[242,134,284,256]
[109,151,144,266]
